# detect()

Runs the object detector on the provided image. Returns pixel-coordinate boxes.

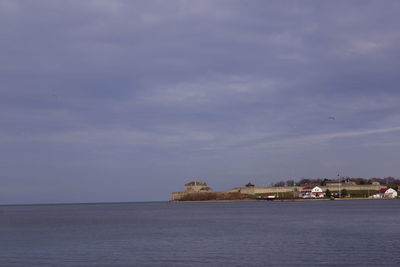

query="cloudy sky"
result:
[1,0,400,204]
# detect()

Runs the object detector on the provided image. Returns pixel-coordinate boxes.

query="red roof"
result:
[303,187,314,190]
[378,188,388,193]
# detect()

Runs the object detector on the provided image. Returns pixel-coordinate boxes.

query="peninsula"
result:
[172,178,399,202]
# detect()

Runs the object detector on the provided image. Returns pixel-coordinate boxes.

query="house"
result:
[300,186,325,198]
[384,188,397,198]
[373,188,398,198]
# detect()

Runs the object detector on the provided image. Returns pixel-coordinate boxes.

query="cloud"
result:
[253,126,400,150]
[1,0,400,203]
[134,75,286,107]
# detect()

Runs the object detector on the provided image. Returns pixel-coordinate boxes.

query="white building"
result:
[300,186,325,198]
[373,188,398,198]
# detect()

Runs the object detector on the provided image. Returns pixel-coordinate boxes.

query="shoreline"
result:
[170,197,398,203]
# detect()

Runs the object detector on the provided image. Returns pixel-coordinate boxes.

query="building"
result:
[184,181,213,193]
[373,188,398,198]
[324,181,382,192]
[172,181,213,201]
[300,186,325,198]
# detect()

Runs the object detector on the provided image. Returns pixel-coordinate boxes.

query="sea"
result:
[0,200,399,266]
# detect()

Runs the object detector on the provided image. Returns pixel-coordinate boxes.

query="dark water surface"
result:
[0,200,399,266]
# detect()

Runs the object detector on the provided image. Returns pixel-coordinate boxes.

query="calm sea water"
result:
[0,200,399,266]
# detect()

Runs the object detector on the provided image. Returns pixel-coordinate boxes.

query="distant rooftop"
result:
[245,182,255,187]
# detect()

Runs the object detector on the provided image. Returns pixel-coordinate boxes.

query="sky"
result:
[1,0,400,204]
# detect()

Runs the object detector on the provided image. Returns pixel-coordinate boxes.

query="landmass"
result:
[171,179,399,202]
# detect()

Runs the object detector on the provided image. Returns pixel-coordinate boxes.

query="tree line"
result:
[272,176,400,187]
